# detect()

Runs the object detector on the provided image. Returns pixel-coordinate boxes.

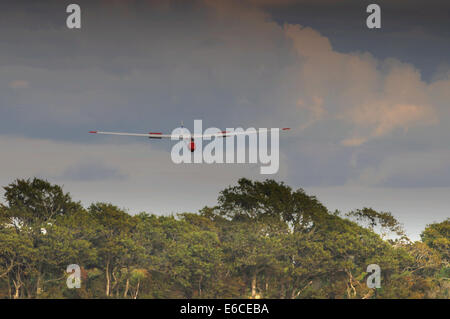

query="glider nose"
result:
[188,138,196,152]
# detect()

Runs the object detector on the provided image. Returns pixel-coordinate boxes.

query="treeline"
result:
[0,178,448,299]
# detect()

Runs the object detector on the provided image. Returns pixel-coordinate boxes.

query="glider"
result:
[89,126,290,152]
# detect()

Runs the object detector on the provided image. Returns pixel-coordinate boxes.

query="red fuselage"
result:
[188,138,195,152]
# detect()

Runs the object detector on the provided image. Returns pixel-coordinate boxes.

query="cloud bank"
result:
[0,0,449,237]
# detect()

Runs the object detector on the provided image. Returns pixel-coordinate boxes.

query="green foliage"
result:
[421,219,450,264]
[0,177,448,299]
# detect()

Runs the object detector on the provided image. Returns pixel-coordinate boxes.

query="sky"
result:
[0,0,449,240]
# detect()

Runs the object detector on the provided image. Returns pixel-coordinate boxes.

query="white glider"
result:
[89,127,290,152]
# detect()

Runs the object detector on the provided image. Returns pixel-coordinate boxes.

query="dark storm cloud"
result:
[0,0,297,143]
[267,0,450,81]
[0,0,449,193]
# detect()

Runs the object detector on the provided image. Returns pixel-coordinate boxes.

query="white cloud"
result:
[284,24,442,146]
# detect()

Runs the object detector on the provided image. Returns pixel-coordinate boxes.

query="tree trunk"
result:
[36,273,42,297]
[198,275,203,297]
[251,273,257,298]
[345,269,356,299]
[105,261,111,297]
[265,280,268,296]
[13,280,21,299]
[0,261,14,279]
[133,280,140,299]
[7,278,12,299]
[280,283,286,299]
[291,281,312,299]
[123,278,129,298]
[13,270,22,299]
[112,271,119,297]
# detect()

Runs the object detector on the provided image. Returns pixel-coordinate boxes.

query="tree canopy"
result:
[0,177,448,299]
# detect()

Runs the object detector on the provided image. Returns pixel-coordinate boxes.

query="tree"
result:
[347,208,408,242]
[208,178,335,298]
[421,219,450,298]
[3,178,81,228]
[215,178,329,233]
[422,219,450,265]
[0,178,85,298]
[88,203,141,297]
[0,177,447,299]
[0,224,34,298]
